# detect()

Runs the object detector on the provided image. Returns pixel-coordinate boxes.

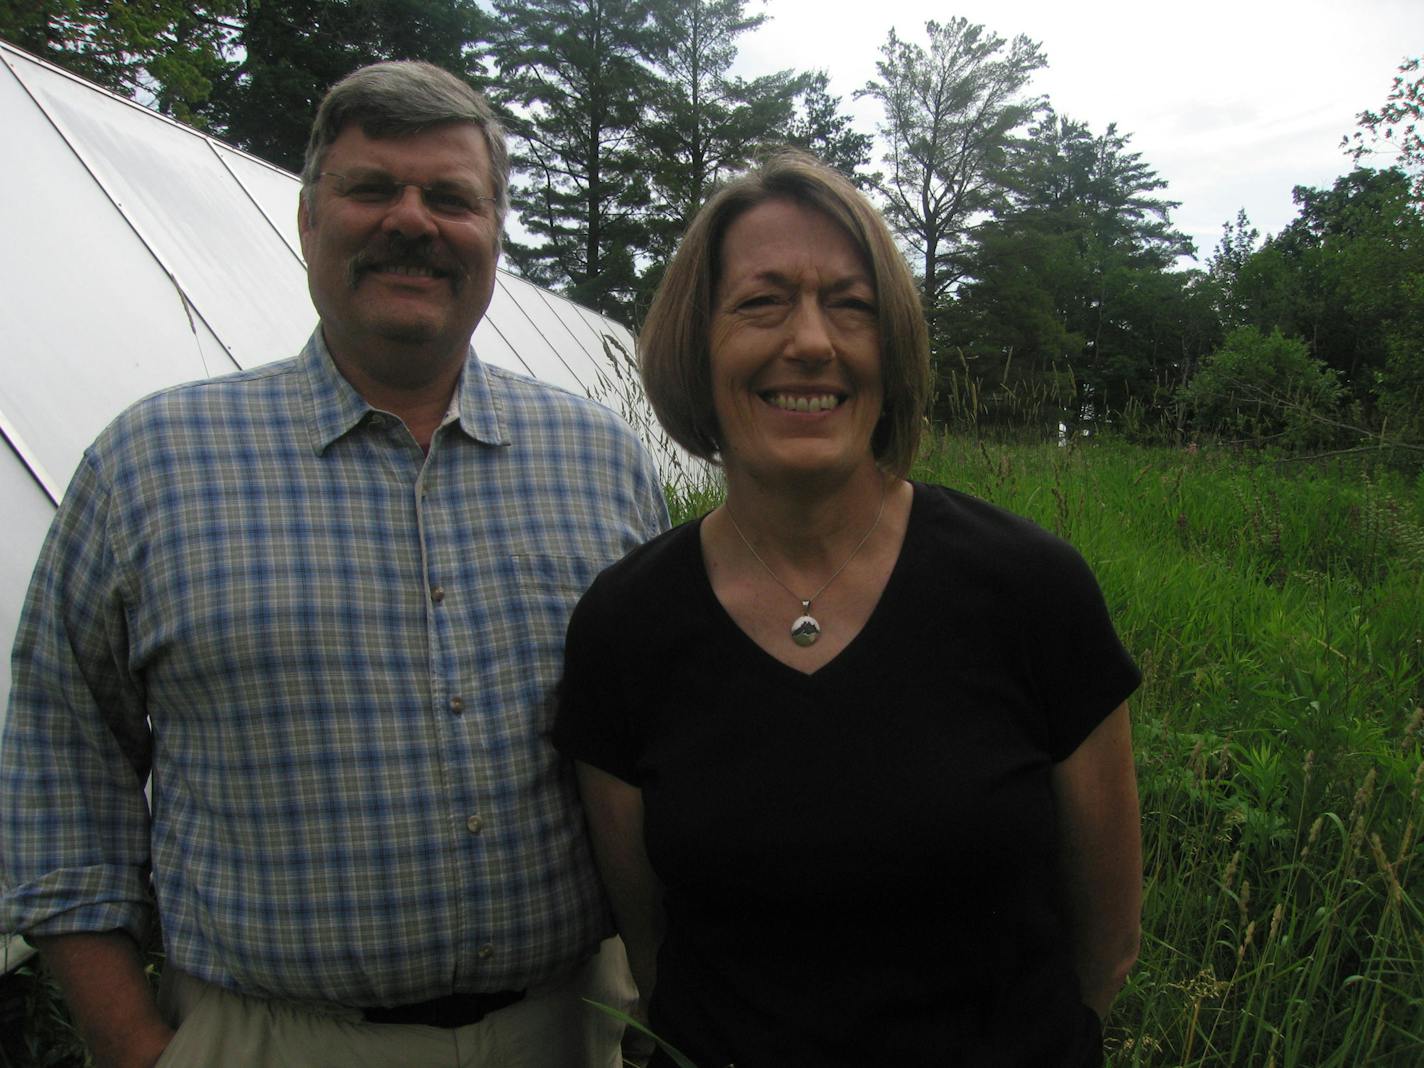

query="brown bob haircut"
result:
[639,151,930,478]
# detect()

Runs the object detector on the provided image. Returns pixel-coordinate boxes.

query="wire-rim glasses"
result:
[317,171,496,219]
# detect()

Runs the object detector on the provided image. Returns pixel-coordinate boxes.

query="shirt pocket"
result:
[487,553,603,733]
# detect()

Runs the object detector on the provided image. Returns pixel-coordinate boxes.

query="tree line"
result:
[5,2,1421,453]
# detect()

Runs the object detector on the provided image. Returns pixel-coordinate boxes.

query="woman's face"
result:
[708,198,883,486]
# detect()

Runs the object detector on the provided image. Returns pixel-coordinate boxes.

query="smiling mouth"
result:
[347,258,463,293]
[764,392,843,412]
[347,234,464,291]
[373,263,443,279]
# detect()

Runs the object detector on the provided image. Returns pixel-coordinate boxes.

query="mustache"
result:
[346,234,467,289]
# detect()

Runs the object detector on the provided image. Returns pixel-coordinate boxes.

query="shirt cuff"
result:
[3,866,154,946]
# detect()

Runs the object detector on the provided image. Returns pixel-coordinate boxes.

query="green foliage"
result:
[915,436,1424,1067]
[640,0,797,236]
[945,111,1206,433]
[583,998,700,1068]
[1177,328,1345,448]
[1204,209,1261,332]
[782,71,874,190]
[0,2,487,163]
[1343,55,1424,202]
[0,0,239,121]
[209,0,488,171]
[633,0,804,312]
[1378,270,1424,443]
[1234,168,1424,425]
[858,17,1046,308]
[1,957,86,1066]
[483,0,658,319]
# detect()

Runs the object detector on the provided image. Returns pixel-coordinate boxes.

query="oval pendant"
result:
[791,614,821,647]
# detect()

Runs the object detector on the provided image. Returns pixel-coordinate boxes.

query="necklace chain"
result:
[725,485,888,619]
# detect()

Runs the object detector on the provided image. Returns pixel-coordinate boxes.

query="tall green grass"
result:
[912,435,1424,1066]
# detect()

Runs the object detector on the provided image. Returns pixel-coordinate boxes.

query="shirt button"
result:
[431,586,446,603]
[478,944,495,960]
[449,695,464,715]
[466,814,484,834]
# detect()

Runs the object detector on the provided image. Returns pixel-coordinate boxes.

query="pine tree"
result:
[211,0,486,171]
[950,111,1200,430]
[632,0,807,312]
[484,0,659,319]
[784,71,873,189]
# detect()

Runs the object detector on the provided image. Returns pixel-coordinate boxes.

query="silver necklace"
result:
[725,487,888,647]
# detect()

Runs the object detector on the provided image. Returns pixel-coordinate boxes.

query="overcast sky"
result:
[733,0,1422,266]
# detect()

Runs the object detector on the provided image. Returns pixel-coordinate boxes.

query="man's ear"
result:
[297,193,314,262]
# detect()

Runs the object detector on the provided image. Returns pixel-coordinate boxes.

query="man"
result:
[0,61,667,1067]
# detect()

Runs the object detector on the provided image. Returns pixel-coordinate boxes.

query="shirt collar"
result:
[301,329,510,453]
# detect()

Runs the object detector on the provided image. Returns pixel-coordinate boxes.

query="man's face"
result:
[299,122,500,384]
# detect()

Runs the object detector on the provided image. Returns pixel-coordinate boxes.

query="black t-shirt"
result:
[555,482,1141,1067]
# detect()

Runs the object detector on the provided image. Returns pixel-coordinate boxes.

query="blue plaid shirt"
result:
[1,332,668,1004]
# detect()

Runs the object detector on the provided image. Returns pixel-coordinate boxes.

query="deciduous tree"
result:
[1343,56,1423,202]
[0,0,239,123]
[1205,209,1261,331]
[858,17,1045,309]
[1177,327,1345,448]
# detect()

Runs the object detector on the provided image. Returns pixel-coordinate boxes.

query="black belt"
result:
[361,989,525,1029]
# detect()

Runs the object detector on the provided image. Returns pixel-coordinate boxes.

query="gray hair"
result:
[300,60,510,236]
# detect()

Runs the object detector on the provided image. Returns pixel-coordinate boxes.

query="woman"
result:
[553,153,1142,1067]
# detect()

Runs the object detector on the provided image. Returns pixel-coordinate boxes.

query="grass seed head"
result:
[1301,815,1324,861]
[1223,849,1243,891]
[1238,919,1257,960]
[1402,707,1423,749]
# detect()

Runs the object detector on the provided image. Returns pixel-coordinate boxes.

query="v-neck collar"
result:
[686,482,923,682]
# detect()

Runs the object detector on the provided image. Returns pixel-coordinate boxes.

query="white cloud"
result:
[735,0,1423,249]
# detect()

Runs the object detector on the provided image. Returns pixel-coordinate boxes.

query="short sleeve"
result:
[1024,536,1140,761]
[552,573,642,784]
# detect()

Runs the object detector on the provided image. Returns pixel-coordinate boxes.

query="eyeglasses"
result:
[317,171,497,219]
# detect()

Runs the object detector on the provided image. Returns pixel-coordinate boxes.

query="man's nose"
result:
[382,184,439,238]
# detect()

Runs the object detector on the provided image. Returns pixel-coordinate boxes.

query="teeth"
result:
[770,393,840,412]
[382,264,437,277]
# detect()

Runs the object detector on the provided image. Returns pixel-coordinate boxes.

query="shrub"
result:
[1177,328,1344,448]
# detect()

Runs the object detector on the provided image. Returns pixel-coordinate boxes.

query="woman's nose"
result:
[785,299,834,362]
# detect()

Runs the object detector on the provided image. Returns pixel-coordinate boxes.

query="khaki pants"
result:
[155,939,635,1068]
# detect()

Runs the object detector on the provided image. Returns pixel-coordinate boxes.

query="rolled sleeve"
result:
[1,449,155,942]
